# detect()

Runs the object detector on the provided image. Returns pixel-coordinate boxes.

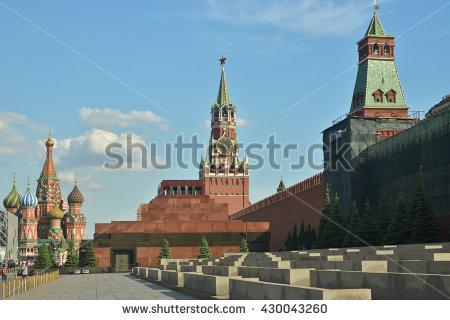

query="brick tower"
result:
[350,7,409,119]
[36,131,62,239]
[18,181,39,257]
[200,57,250,214]
[63,180,86,247]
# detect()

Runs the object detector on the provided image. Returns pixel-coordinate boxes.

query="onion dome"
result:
[59,196,68,211]
[45,129,54,147]
[19,183,38,208]
[48,201,64,219]
[68,180,84,204]
[3,178,21,209]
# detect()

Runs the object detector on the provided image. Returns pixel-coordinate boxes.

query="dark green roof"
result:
[217,65,230,105]
[364,12,386,37]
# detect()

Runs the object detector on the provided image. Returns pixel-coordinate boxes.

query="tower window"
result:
[236,179,239,186]
[225,179,228,185]
[386,89,397,103]
[373,89,384,103]
[374,42,379,54]
[230,110,234,118]
[222,108,228,117]
[384,43,389,55]
[215,179,217,185]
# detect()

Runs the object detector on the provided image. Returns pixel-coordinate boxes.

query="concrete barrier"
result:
[180,265,202,273]
[147,268,161,281]
[229,278,371,300]
[202,266,238,277]
[310,269,450,299]
[184,273,231,296]
[238,267,312,286]
[161,270,184,286]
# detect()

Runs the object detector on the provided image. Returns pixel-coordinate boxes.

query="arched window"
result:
[222,108,228,117]
[384,43,389,55]
[225,179,228,185]
[214,108,219,119]
[215,179,217,185]
[374,42,379,54]
[230,110,234,118]
[236,179,239,186]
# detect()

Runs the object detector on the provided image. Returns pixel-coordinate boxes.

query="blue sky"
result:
[0,0,449,237]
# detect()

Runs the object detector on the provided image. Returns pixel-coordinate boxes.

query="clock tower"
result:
[200,57,250,214]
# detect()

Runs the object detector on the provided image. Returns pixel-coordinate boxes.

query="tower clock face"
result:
[216,137,234,155]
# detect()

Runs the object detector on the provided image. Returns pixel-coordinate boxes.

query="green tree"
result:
[355,199,382,246]
[412,168,441,243]
[288,223,298,250]
[283,232,291,251]
[320,194,347,248]
[198,237,212,259]
[317,186,332,248]
[343,200,360,247]
[304,223,316,250]
[34,244,52,268]
[239,238,249,253]
[65,241,79,267]
[158,239,171,263]
[82,241,98,267]
[384,194,407,244]
[298,220,305,249]
[377,191,391,241]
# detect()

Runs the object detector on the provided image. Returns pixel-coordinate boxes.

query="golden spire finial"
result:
[75,173,78,186]
[374,0,379,14]
[13,172,16,186]
[27,176,30,188]
[49,127,51,138]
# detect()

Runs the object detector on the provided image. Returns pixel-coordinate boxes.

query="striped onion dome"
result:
[3,182,21,209]
[19,186,38,208]
[68,183,84,204]
[59,196,68,211]
[48,201,64,219]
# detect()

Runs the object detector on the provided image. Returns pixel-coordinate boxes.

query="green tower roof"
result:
[217,63,230,105]
[364,12,386,37]
[3,179,21,209]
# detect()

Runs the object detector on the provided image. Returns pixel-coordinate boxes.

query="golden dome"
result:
[45,128,54,147]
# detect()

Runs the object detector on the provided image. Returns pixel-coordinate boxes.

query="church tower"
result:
[200,57,250,214]
[63,179,86,247]
[18,180,39,257]
[36,131,62,239]
[350,6,409,118]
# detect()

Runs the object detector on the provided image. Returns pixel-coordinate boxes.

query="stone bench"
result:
[229,278,371,300]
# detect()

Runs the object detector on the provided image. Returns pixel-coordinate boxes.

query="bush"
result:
[239,238,249,253]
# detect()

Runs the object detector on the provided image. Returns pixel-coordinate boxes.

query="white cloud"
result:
[58,171,106,190]
[204,0,369,37]
[158,123,170,132]
[236,117,251,127]
[0,111,46,156]
[52,129,166,171]
[78,106,168,130]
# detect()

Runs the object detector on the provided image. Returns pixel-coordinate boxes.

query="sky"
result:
[0,0,449,237]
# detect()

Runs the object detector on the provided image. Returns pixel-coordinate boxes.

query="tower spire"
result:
[217,56,230,105]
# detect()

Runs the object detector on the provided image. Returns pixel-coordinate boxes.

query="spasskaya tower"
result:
[199,57,250,214]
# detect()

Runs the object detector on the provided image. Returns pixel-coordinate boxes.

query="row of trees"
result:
[317,169,441,248]
[34,240,98,269]
[283,221,317,251]
[282,169,441,250]
[158,237,249,262]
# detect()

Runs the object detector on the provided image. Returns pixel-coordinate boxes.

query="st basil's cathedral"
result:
[2,132,87,258]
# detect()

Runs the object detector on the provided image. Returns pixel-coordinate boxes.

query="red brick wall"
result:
[231,173,324,251]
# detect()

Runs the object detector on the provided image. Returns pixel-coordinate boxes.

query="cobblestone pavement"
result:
[10,273,197,300]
